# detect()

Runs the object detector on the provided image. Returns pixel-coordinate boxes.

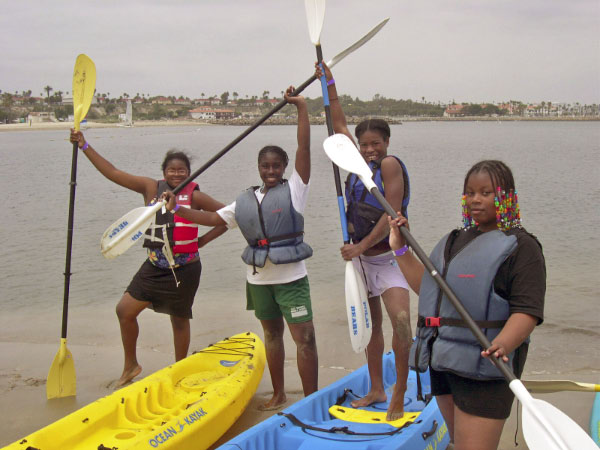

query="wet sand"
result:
[0,302,596,449]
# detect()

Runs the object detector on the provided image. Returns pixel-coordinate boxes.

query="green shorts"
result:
[246,276,312,324]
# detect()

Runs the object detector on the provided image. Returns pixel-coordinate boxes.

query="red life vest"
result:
[143,181,199,254]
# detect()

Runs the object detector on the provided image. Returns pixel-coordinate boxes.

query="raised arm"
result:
[70,129,156,201]
[315,61,353,144]
[284,86,310,184]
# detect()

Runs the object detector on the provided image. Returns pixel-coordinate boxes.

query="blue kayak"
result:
[217,351,449,450]
[591,392,600,446]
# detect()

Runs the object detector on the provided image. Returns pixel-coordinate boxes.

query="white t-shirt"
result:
[217,169,310,285]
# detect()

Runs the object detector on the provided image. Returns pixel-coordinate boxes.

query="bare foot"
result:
[386,385,406,421]
[116,364,142,387]
[257,393,287,411]
[350,389,387,408]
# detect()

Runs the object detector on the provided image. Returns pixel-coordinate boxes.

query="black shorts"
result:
[430,346,528,420]
[126,259,201,319]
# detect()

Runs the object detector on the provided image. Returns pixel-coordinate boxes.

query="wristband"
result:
[81,141,89,151]
[171,204,180,213]
[393,245,409,257]
[327,78,335,86]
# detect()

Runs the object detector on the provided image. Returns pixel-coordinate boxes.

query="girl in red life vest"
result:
[70,129,226,387]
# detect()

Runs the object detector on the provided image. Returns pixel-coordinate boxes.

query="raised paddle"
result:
[305,0,372,353]
[323,133,597,450]
[47,54,96,399]
[100,18,390,259]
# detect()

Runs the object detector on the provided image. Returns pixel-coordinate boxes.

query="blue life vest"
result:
[409,229,518,380]
[345,155,410,244]
[235,181,313,272]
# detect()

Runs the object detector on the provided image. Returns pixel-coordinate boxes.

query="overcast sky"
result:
[2,0,598,104]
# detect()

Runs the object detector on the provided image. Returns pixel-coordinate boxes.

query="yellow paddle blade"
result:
[47,338,76,399]
[523,379,600,393]
[72,54,96,131]
[329,405,420,428]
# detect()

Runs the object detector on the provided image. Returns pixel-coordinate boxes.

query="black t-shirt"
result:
[449,226,546,325]
[446,226,546,375]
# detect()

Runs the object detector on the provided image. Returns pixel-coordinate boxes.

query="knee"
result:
[295,324,316,350]
[170,316,189,332]
[263,326,284,344]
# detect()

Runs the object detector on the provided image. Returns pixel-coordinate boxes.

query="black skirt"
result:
[125,259,201,319]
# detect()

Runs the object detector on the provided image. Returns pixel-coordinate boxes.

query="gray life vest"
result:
[409,229,518,380]
[234,181,313,272]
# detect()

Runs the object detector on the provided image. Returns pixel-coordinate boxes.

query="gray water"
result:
[1,121,599,375]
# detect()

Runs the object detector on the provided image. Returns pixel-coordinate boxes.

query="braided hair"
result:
[461,160,521,230]
[258,145,289,167]
[355,118,391,141]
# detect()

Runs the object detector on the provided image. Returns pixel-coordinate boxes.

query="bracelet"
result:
[327,78,335,86]
[81,141,89,151]
[329,97,338,101]
[170,204,180,213]
[393,245,409,257]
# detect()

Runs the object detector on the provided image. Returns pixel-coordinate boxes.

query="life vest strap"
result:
[253,231,304,247]
[419,315,506,329]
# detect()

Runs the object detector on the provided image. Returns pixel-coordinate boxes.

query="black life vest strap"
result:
[277,412,407,436]
[253,231,304,247]
[417,315,507,329]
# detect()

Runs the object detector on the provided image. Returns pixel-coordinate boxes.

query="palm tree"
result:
[44,85,53,102]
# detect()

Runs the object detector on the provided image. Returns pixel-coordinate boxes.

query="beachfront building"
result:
[189,107,236,120]
[27,111,57,123]
[444,104,466,117]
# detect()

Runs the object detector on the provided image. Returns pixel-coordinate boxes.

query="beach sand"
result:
[0,304,595,449]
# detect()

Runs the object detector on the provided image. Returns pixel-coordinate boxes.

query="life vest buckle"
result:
[257,238,269,247]
[425,317,441,327]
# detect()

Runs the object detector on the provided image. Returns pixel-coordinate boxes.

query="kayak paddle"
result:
[322,133,597,450]
[305,0,372,352]
[523,379,600,394]
[47,54,96,399]
[101,17,390,259]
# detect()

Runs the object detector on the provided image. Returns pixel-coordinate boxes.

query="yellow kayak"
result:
[4,332,265,450]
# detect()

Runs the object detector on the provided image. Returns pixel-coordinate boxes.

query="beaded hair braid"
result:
[461,160,522,230]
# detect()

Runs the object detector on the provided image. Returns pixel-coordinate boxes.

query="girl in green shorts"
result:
[163,86,317,410]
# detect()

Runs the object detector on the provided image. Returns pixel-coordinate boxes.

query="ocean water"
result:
[1,121,599,376]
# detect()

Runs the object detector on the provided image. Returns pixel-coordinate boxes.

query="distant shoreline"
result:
[1,115,597,132]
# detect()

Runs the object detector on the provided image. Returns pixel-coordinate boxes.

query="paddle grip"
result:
[61,141,79,338]
[368,186,517,382]
[316,45,349,244]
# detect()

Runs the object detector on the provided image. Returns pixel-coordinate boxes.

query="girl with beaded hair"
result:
[388,160,546,450]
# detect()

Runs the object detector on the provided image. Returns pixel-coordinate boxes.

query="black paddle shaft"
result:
[316,45,348,245]
[61,141,79,339]
[369,187,517,382]
[171,76,318,196]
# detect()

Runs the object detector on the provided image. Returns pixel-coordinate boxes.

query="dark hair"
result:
[258,145,289,167]
[355,118,391,141]
[161,149,191,172]
[463,160,516,194]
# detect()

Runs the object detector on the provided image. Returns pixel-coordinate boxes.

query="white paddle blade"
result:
[323,134,377,191]
[345,261,370,353]
[304,0,326,45]
[511,380,597,449]
[354,260,372,351]
[327,18,389,69]
[100,201,165,259]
